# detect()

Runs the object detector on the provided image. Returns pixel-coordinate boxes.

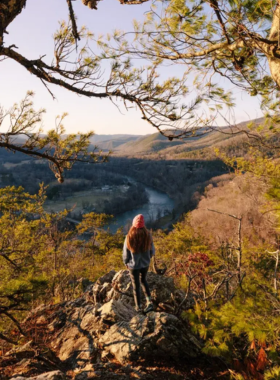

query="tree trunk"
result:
[268,1,280,88]
[0,0,27,46]
[268,57,280,88]
[274,250,279,297]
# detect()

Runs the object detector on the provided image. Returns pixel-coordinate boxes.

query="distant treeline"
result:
[94,157,228,213]
[98,184,148,216]
[0,150,229,216]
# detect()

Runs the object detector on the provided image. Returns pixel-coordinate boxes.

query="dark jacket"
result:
[122,235,155,269]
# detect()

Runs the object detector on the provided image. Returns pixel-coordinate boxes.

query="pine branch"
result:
[66,0,81,42]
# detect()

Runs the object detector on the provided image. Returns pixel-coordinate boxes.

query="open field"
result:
[3,160,31,169]
[44,189,119,213]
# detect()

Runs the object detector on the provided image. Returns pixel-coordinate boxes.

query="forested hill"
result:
[89,134,141,151]
[0,117,269,161]
[89,117,268,158]
[89,132,185,153]
[88,129,216,154]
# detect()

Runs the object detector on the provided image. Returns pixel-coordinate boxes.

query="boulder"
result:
[23,302,105,370]
[97,270,117,285]
[86,270,194,311]
[98,299,136,323]
[86,271,116,304]
[75,370,128,380]
[0,340,64,379]
[45,303,103,368]
[5,341,36,361]
[99,311,201,364]
[10,370,66,380]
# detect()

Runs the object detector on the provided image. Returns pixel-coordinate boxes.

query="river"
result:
[107,184,174,233]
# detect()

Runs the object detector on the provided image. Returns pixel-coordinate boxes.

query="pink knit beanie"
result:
[132,214,145,228]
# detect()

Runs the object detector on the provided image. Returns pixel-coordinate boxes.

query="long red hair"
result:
[127,226,152,253]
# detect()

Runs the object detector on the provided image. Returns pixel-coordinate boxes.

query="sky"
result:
[0,0,264,135]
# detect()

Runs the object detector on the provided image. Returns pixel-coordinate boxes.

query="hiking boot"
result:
[144,303,154,314]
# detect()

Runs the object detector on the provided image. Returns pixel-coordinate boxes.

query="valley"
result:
[0,130,229,230]
[1,116,280,380]
[1,0,280,376]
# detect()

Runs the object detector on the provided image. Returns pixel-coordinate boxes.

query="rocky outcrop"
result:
[86,270,194,311]
[100,312,201,364]
[0,270,201,380]
[10,371,66,380]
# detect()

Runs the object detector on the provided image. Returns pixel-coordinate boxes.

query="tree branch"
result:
[3,311,26,337]
[207,208,241,220]
[0,252,19,269]
[208,0,231,44]
[66,0,81,42]
[0,332,18,345]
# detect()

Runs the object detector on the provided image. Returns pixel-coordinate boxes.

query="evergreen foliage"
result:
[0,186,124,345]
[0,93,106,182]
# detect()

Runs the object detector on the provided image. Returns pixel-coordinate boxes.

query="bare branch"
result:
[207,208,241,221]
[0,332,18,345]
[66,0,81,42]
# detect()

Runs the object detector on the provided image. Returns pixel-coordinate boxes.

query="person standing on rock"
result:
[122,214,155,313]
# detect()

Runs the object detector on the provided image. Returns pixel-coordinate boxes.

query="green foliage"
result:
[183,123,280,377]
[152,160,280,377]
[0,93,106,183]
[0,185,124,345]
[96,0,280,137]
[77,212,112,234]
[265,366,280,380]
[2,0,280,142]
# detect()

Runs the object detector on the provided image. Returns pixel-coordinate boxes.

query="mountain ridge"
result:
[97,117,265,156]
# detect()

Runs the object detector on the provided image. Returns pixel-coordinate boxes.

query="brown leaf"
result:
[245,358,258,376]
[250,340,256,351]
[256,348,267,372]
[233,359,242,371]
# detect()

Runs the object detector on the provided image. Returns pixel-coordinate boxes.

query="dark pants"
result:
[129,266,151,308]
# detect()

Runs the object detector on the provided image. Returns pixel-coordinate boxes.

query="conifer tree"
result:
[0,186,48,344]
[0,186,124,345]
[0,92,105,182]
